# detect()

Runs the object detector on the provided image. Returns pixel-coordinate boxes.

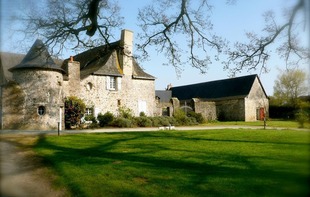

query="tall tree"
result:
[17,0,309,74]
[273,69,308,106]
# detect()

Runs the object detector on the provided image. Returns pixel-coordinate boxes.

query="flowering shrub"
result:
[65,96,86,129]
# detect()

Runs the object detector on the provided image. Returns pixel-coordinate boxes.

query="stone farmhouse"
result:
[1,29,269,130]
[0,29,156,130]
[156,75,269,121]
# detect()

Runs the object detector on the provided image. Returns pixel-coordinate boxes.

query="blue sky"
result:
[1,0,309,95]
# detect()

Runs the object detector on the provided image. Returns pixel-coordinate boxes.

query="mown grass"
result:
[34,129,310,197]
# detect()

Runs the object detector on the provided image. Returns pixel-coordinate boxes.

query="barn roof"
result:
[171,74,261,100]
[8,39,65,73]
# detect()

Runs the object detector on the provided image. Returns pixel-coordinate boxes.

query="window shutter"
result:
[117,77,122,90]
[106,76,110,90]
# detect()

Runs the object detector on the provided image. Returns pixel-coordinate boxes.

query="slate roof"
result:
[62,41,155,80]
[0,52,25,83]
[2,40,155,82]
[8,39,65,73]
[155,90,172,103]
[171,74,263,100]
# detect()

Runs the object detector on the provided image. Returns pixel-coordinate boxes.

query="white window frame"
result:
[85,108,93,116]
[110,77,116,90]
[106,76,121,91]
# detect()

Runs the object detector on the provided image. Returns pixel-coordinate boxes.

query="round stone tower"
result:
[9,39,65,130]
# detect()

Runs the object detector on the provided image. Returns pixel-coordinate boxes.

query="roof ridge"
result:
[173,74,258,88]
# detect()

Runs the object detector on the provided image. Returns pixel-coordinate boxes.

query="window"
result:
[85,108,93,116]
[110,77,116,90]
[86,82,93,91]
[106,76,121,91]
[38,106,46,116]
[138,100,147,114]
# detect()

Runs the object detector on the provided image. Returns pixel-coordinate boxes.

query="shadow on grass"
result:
[34,132,310,197]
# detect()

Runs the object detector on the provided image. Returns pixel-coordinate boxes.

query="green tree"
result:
[64,96,86,129]
[16,0,309,75]
[273,69,308,107]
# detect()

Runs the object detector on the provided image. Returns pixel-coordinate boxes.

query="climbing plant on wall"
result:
[64,96,86,129]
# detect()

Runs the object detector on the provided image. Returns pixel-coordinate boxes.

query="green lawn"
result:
[34,129,310,197]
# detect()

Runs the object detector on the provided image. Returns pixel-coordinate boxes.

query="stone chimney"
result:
[120,29,133,76]
[67,56,80,96]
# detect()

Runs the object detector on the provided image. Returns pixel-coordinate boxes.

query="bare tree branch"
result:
[15,0,308,76]
[136,0,227,75]
[18,0,123,56]
[224,0,309,76]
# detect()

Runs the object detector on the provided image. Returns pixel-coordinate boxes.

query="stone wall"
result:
[192,98,216,121]
[245,77,269,121]
[4,69,64,130]
[155,101,173,117]
[129,78,155,116]
[216,99,245,121]
[64,29,157,118]
[73,74,155,117]
[120,30,133,76]
[1,81,26,129]
[67,61,81,96]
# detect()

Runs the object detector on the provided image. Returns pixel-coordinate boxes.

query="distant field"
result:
[203,120,310,129]
[34,129,310,197]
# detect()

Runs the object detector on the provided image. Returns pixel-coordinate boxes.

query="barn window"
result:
[38,106,46,116]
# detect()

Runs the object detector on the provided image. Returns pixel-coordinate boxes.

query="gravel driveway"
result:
[0,136,67,197]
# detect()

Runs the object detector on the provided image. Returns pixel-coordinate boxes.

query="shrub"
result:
[113,117,133,128]
[135,116,152,127]
[187,111,205,124]
[187,117,198,125]
[166,116,178,126]
[139,111,146,117]
[149,117,170,127]
[173,109,189,125]
[159,117,171,126]
[295,110,309,128]
[118,107,134,119]
[150,117,161,127]
[97,112,114,127]
[88,122,99,129]
[84,115,97,123]
[65,96,86,129]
